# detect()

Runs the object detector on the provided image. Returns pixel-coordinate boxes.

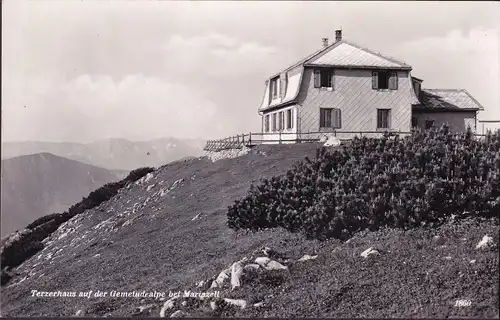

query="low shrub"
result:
[227,126,500,240]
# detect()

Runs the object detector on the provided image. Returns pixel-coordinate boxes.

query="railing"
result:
[203,130,412,151]
[478,120,500,135]
[203,129,494,152]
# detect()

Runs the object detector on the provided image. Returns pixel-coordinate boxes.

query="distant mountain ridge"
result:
[1,153,124,237]
[1,137,206,171]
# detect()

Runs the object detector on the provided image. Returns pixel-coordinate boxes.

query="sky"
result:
[2,1,500,143]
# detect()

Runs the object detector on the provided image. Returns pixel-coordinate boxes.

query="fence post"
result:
[249,132,252,144]
[279,131,282,144]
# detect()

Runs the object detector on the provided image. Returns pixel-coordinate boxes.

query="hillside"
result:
[0,135,498,318]
[1,153,123,237]
[1,138,205,171]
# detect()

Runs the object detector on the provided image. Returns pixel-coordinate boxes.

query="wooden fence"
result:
[203,130,411,152]
[203,129,493,152]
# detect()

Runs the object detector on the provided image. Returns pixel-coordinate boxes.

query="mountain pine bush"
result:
[227,126,500,240]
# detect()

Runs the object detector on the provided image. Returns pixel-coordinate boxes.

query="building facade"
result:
[258,30,484,142]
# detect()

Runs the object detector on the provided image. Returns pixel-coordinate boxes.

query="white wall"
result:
[261,105,298,143]
[297,68,413,140]
[413,111,477,133]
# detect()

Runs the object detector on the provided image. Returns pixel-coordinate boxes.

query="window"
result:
[372,71,398,90]
[272,113,277,131]
[279,111,285,131]
[270,77,279,99]
[320,108,341,128]
[411,116,418,128]
[314,69,335,89]
[413,81,421,99]
[425,120,435,129]
[377,109,391,129]
[264,115,270,132]
[286,109,293,129]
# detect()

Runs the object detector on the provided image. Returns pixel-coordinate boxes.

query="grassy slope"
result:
[1,143,498,318]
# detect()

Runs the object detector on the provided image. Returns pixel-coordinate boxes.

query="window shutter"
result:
[333,109,341,128]
[326,109,332,127]
[372,71,378,89]
[314,70,321,88]
[331,70,335,90]
[389,72,398,90]
[267,80,272,104]
[283,74,288,98]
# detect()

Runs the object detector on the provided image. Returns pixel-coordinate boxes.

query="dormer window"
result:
[270,77,279,99]
[314,69,335,89]
[372,70,398,90]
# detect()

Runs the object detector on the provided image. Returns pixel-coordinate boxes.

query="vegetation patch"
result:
[227,126,500,240]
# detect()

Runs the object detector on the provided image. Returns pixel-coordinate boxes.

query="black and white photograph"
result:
[1,0,499,318]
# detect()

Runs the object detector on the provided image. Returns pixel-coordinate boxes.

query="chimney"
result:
[322,37,329,48]
[335,29,342,42]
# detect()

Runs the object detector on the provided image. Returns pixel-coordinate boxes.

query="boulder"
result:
[361,247,380,258]
[475,235,494,250]
[223,298,247,309]
[297,254,318,262]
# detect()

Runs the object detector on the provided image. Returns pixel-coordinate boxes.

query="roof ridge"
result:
[422,88,466,91]
[340,39,411,67]
[268,42,337,79]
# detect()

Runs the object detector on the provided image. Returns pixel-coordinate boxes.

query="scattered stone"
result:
[361,247,380,258]
[298,254,318,262]
[254,257,288,270]
[470,260,476,264]
[231,260,245,290]
[133,304,154,315]
[191,213,202,221]
[266,260,288,271]
[255,257,271,267]
[433,235,445,246]
[75,309,85,316]
[147,184,156,191]
[160,298,178,317]
[443,256,452,260]
[262,247,272,256]
[324,135,341,147]
[205,147,251,162]
[170,310,188,318]
[211,268,231,289]
[223,298,247,309]
[253,301,264,308]
[475,235,494,250]
[181,301,187,306]
[243,263,260,271]
[210,301,217,310]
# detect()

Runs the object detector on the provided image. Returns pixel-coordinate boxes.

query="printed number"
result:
[454,300,472,307]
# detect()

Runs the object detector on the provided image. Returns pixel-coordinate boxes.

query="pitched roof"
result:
[269,39,411,79]
[305,40,412,69]
[260,38,414,111]
[415,89,484,111]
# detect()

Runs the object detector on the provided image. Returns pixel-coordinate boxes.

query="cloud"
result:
[400,28,498,54]
[2,74,222,142]
[163,32,282,77]
[392,27,500,130]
